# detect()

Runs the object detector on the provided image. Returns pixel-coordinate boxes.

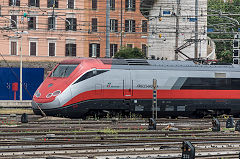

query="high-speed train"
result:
[32,58,240,118]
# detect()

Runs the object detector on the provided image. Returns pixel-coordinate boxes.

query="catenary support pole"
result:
[105,0,110,57]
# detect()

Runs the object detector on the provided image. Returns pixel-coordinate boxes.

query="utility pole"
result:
[195,0,199,58]
[106,0,110,57]
[175,0,180,60]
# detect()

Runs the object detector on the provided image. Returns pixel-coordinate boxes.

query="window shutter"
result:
[65,44,70,56]
[36,0,39,7]
[112,0,115,10]
[68,0,74,9]
[89,44,92,57]
[110,44,113,57]
[132,0,135,11]
[72,44,76,56]
[125,0,128,11]
[65,18,69,31]
[142,20,147,33]
[125,20,129,32]
[30,42,36,56]
[47,0,51,7]
[115,20,118,32]
[9,0,12,6]
[92,18,97,32]
[73,18,77,31]
[132,20,135,32]
[48,17,51,30]
[96,44,100,57]
[92,0,97,10]
[16,0,20,6]
[114,44,118,54]
[33,17,36,29]
[55,0,58,8]
[49,43,55,56]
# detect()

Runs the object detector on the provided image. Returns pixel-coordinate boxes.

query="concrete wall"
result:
[148,0,208,60]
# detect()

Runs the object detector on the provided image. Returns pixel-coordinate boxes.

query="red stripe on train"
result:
[62,89,240,107]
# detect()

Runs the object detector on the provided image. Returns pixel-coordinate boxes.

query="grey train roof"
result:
[100,59,240,72]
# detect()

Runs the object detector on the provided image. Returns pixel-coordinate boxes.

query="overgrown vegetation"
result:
[114,47,146,59]
[207,0,240,63]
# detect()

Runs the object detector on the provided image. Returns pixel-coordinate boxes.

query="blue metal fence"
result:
[0,67,44,100]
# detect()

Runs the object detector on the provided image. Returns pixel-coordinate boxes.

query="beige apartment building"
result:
[0,0,148,62]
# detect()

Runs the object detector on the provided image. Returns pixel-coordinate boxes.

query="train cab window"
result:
[74,70,108,84]
[51,64,78,77]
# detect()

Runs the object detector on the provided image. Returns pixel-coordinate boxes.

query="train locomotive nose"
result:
[32,97,60,116]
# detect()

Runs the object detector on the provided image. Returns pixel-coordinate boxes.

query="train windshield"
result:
[51,64,78,77]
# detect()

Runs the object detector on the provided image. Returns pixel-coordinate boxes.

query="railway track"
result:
[0,115,240,159]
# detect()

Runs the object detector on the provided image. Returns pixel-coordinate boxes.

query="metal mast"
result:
[194,0,199,58]
[175,0,180,60]
[106,0,110,57]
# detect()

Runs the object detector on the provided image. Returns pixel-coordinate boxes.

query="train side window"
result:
[73,70,108,84]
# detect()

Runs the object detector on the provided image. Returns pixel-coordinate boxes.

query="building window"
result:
[28,17,36,30]
[89,43,100,57]
[233,58,239,64]
[142,20,147,33]
[233,49,239,57]
[67,0,74,9]
[110,0,115,10]
[28,0,39,7]
[125,20,135,32]
[49,42,55,56]
[65,43,76,56]
[11,15,17,29]
[142,44,147,57]
[47,0,58,8]
[127,44,133,48]
[9,0,20,6]
[48,17,55,30]
[65,18,77,31]
[110,44,117,57]
[110,19,118,32]
[92,18,97,32]
[30,42,37,56]
[92,0,97,10]
[10,41,17,55]
[125,0,135,11]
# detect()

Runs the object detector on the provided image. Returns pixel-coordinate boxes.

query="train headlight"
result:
[34,90,41,98]
[53,90,61,96]
[46,93,53,98]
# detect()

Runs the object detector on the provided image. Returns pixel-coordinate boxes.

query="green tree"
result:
[207,0,240,63]
[114,47,146,59]
[217,50,233,63]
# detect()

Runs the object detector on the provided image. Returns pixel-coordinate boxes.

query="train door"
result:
[95,84,102,95]
[123,70,132,97]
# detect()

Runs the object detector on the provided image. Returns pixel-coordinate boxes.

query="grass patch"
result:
[0,109,34,114]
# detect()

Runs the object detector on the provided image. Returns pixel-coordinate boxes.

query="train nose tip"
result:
[32,97,60,110]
